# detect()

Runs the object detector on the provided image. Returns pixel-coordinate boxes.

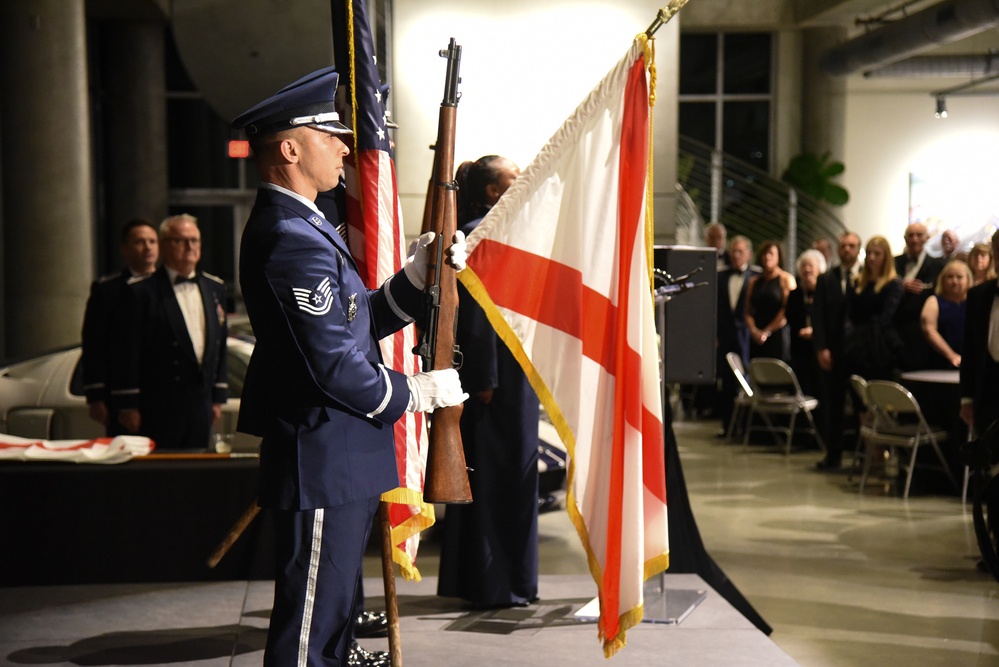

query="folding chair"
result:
[848,374,874,482]
[743,358,825,454]
[861,380,960,499]
[725,352,753,441]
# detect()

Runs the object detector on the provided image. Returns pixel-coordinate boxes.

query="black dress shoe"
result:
[815,458,842,471]
[347,641,390,667]
[354,610,388,638]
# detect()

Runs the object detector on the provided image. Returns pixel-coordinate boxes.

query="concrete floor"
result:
[2,415,997,666]
[385,416,999,666]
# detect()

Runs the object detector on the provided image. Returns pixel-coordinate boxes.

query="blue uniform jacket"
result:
[81,269,130,405]
[238,187,423,510]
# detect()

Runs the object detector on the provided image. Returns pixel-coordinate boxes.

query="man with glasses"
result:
[111,214,229,451]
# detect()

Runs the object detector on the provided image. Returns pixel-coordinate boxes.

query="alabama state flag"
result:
[459,34,668,656]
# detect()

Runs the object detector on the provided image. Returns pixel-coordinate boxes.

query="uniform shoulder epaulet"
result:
[127,274,152,286]
[202,272,226,285]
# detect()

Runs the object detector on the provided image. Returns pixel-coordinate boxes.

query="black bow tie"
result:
[174,275,197,285]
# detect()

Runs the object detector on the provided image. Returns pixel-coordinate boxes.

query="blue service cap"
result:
[232,66,352,138]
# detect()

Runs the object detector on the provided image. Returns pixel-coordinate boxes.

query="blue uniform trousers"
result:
[265,496,380,666]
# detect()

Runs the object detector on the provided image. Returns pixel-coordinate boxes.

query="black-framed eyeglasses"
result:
[166,237,201,247]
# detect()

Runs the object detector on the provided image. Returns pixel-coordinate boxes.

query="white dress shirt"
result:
[166,267,206,365]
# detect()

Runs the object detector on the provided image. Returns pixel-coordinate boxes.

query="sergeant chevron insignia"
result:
[293,277,333,316]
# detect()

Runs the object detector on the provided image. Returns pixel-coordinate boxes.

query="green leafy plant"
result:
[781,151,849,206]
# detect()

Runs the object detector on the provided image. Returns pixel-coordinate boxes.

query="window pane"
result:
[679,101,716,148]
[723,33,771,95]
[679,33,717,95]
[722,101,770,170]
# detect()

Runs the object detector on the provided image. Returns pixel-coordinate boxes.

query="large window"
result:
[679,32,773,172]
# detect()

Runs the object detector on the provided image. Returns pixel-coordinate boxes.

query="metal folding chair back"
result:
[725,352,753,440]
[744,357,825,454]
[861,380,959,499]
[848,374,872,480]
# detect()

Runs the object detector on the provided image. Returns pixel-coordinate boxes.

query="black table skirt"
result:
[0,457,275,586]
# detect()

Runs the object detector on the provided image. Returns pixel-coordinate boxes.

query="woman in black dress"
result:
[745,240,796,362]
[844,235,903,380]
[787,249,827,397]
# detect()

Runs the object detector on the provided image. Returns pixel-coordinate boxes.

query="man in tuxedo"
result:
[715,235,757,435]
[894,222,945,371]
[704,222,730,272]
[81,218,158,435]
[961,231,999,440]
[112,214,229,451]
[812,231,861,470]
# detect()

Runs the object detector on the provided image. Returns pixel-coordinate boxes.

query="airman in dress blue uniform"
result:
[81,218,159,436]
[233,67,467,667]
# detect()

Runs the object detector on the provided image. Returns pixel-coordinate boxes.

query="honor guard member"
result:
[232,67,468,667]
[81,218,159,435]
[111,214,229,450]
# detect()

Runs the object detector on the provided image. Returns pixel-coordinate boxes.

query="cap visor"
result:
[312,121,353,136]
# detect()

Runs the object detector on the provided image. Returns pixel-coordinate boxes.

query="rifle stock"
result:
[421,38,472,504]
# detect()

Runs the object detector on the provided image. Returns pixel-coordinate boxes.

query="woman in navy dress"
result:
[921,259,971,369]
[745,240,796,362]
[437,155,541,608]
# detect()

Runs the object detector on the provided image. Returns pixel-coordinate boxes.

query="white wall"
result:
[843,86,999,252]
[392,1,678,239]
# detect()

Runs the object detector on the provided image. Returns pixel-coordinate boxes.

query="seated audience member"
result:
[787,249,826,398]
[745,240,796,362]
[920,259,971,369]
[846,235,903,381]
[967,242,995,286]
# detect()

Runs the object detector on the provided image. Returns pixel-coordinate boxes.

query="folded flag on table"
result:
[458,34,668,657]
[0,434,154,462]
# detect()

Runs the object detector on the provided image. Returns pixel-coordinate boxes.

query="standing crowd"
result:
[706,221,996,471]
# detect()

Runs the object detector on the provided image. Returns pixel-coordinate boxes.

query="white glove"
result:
[403,230,468,290]
[404,231,435,290]
[449,230,467,272]
[406,368,468,413]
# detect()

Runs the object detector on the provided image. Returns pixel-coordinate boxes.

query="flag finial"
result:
[646,0,689,37]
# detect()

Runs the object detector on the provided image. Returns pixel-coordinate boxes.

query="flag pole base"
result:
[573,577,706,625]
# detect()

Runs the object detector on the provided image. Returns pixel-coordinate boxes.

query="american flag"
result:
[331,0,433,581]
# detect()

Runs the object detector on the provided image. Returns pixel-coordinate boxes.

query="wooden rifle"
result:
[418,38,472,504]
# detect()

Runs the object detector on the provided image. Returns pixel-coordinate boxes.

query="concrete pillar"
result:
[100,20,168,268]
[0,0,93,357]
[801,27,848,162]
[654,17,680,245]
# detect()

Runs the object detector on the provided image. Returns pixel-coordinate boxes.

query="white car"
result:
[0,335,567,509]
[0,338,256,451]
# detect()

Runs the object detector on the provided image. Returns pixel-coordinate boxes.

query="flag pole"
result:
[378,502,404,666]
[645,0,689,37]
